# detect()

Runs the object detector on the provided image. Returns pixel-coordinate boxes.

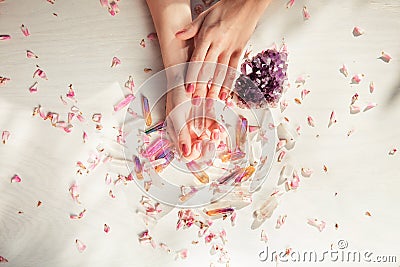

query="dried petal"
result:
[124,75,135,93]
[363,102,377,112]
[66,84,76,100]
[20,24,30,36]
[275,214,287,229]
[140,39,146,48]
[29,81,38,93]
[280,99,288,112]
[75,239,86,253]
[0,34,11,40]
[277,151,286,162]
[301,167,313,177]
[0,256,8,263]
[365,211,372,217]
[176,249,188,260]
[286,0,295,8]
[104,223,110,233]
[307,218,326,232]
[294,98,302,104]
[33,68,48,80]
[11,174,21,183]
[92,113,102,123]
[108,0,120,16]
[379,51,392,63]
[37,201,42,207]
[351,74,364,84]
[2,130,10,144]
[114,94,135,112]
[307,116,315,127]
[99,0,108,7]
[260,230,268,242]
[111,56,121,68]
[144,67,152,73]
[138,230,156,248]
[388,148,397,155]
[109,189,115,198]
[70,209,86,219]
[350,104,361,114]
[352,26,364,37]
[323,165,328,172]
[301,89,310,100]
[302,6,310,20]
[0,76,10,86]
[69,183,80,204]
[328,110,337,128]
[26,50,38,58]
[82,131,88,143]
[147,32,157,41]
[351,93,359,105]
[339,64,348,77]
[369,81,375,93]
[205,207,234,217]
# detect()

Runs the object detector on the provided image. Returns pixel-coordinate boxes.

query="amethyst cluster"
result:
[234,48,288,108]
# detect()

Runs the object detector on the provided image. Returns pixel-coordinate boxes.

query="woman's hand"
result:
[175,0,271,101]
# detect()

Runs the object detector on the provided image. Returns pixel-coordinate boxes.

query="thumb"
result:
[175,15,205,40]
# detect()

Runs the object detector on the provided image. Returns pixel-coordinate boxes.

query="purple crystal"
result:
[234,47,288,108]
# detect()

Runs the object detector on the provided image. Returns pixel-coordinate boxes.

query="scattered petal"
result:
[111,56,121,68]
[26,50,38,58]
[379,51,392,63]
[301,167,313,177]
[365,211,372,217]
[294,98,302,104]
[307,116,315,127]
[277,151,286,162]
[114,94,135,112]
[0,76,10,86]
[144,68,152,73]
[276,214,287,229]
[138,230,156,248]
[347,128,355,137]
[363,102,377,112]
[33,68,48,80]
[69,183,80,204]
[29,81,38,93]
[37,201,42,207]
[307,218,326,232]
[351,74,364,84]
[351,93,359,105]
[280,99,288,112]
[92,113,102,123]
[66,84,76,100]
[328,110,337,128]
[2,130,10,144]
[352,26,364,37]
[0,256,8,263]
[75,239,86,253]
[147,32,157,41]
[295,75,306,85]
[260,230,268,242]
[20,24,30,36]
[339,64,349,77]
[108,0,120,16]
[302,6,310,20]
[11,174,21,183]
[0,34,11,40]
[140,39,146,48]
[70,209,86,219]
[82,131,88,143]
[301,89,310,100]
[388,148,397,155]
[350,104,361,114]
[175,249,188,260]
[124,75,135,93]
[109,189,116,198]
[323,165,328,173]
[286,0,295,9]
[99,0,108,7]
[369,81,375,93]
[104,223,110,233]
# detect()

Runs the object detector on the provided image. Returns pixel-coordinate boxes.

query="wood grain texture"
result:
[1,0,400,266]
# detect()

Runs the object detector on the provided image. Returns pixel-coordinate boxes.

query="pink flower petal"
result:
[0,76,11,86]
[286,0,295,9]
[70,209,86,219]
[302,6,310,20]
[29,81,38,93]
[347,129,355,137]
[20,24,30,37]
[138,230,156,248]
[275,214,287,229]
[328,110,337,128]
[99,0,108,7]
[108,0,120,16]
[111,56,121,68]
[277,151,286,162]
[0,34,11,40]
[2,130,10,144]
[369,81,375,93]
[307,218,326,232]
[104,223,110,233]
[11,174,21,183]
[301,89,310,100]
[176,248,188,260]
[307,116,315,127]
[280,99,288,112]
[114,94,135,112]
[0,256,8,263]
[351,74,364,84]
[388,148,397,156]
[301,167,313,177]
[26,50,38,58]
[69,183,80,204]
[295,75,306,85]
[339,64,349,77]
[147,32,158,41]
[352,26,364,37]
[33,68,48,80]
[109,189,115,198]
[260,230,268,242]
[379,51,392,63]
[363,102,377,112]
[351,93,359,105]
[66,84,76,100]
[75,239,86,253]
[82,131,88,143]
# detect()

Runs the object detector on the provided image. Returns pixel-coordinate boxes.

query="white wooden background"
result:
[1,0,399,266]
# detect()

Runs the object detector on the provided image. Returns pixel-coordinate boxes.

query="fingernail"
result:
[186,83,194,93]
[192,95,201,106]
[175,29,186,35]
[219,92,227,100]
[181,144,189,156]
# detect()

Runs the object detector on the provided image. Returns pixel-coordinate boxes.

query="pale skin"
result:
[146,0,271,160]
